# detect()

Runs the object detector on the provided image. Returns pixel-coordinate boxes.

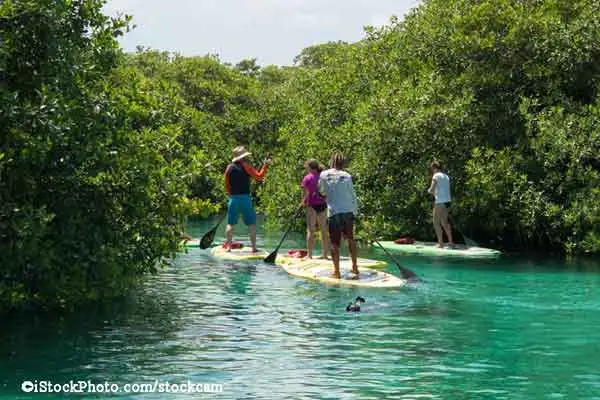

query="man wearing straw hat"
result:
[224,146,272,252]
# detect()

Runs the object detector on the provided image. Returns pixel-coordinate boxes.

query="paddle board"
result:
[277,254,387,270]
[208,245,269,261]
[277,258,405,288]
[183,239,201,248]
[186,240,402,287]
[376,241,501,258]
[183,240,267,259]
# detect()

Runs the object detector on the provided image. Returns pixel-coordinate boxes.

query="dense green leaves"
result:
[119,0,599,256]
[259,0,600,255]
[0,1,189,311]
[2,0,599,312]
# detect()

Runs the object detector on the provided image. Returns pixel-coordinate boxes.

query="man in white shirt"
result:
[427,160,454,248]
[318,152,359,279]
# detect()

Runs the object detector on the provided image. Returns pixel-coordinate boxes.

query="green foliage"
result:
[259,0,600,254]
[2,0,599,313]
[0,0,190,311]
[125,50,290,207]
[183,198,221,220]
[293,41,351,68]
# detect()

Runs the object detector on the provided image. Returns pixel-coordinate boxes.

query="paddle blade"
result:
[449,215,478,247]
[199,230,216,249]
[198,215,226,249]
[398,266,422,283]
[263,251,277,264]
[463,236,478,248]
[373,240,422,283]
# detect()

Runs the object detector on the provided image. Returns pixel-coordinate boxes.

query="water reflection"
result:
[0,281,183,396]
[0,219,599,399]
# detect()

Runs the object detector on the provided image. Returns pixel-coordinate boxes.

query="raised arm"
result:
[241,161,269,181]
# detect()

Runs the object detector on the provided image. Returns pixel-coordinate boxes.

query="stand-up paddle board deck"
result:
[185,240,390,267]
[208,245,269,261]
[185,241,402,288]
[376,241,501,258]
[207,246,390,272]
[183,241,268,260]
[277,257,405,288]
[277,255,387,269]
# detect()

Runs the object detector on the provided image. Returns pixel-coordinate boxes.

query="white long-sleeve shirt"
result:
[318,168,358,217]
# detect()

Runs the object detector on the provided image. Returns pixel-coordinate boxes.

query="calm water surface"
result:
[1,218,600,399]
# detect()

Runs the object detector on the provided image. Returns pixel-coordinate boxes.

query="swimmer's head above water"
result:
[346,296,366,312]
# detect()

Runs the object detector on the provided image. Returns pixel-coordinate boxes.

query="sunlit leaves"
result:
[0,0,189,311]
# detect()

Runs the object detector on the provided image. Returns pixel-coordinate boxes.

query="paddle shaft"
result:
[273,216,298,251]
[264,206,304,263]
[373,239,421,282]
[448,214,477,247]
[199,214,226,249]
[423,186,477,247]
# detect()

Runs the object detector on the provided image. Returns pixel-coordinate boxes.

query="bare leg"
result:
[433,205,444,247]
[306,207,317,258]
[331,244,341,278]
[225,224,234,251]
[439,206,454,245]
[248,224,257,252]
[349,237,358,276]
[329,217,340,278]
[317,211,329,259]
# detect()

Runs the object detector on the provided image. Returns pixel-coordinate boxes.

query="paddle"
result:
[200,152,274,250]
[449,215,478,248]
[264,206,304,264]
[372,239,422,283]
[199,214,227,249]
[423,189,478,248]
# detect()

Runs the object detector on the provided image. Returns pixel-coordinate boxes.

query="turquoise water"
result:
[2,218,600,399]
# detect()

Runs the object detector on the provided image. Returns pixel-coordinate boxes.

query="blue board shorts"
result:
[227,194,256,226]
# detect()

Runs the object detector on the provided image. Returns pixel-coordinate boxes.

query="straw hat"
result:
[232,146,252,163]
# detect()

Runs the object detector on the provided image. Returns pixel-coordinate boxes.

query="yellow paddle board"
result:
[209,245,269,261]
[183,239,200,247]
[277,257,405,288]
[277,255,387,269]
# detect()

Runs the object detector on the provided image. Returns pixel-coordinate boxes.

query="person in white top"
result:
[427,160,454,248]
[318,152,359,279]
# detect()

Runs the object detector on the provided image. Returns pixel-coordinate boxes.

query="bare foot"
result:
[330,272,341,279]
[352,267,359,277]
[435,243,444,248]
[252,248,258,253]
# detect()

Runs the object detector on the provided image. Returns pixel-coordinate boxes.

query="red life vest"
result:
[394,237,415,245]
[287,249,308,258]
[222,241,244,249]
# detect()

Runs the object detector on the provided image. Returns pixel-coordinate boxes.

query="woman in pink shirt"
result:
[301,159,329,259]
